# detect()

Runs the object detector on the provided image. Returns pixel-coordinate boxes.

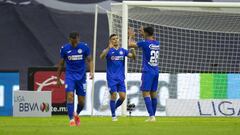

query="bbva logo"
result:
[19,102,50,112]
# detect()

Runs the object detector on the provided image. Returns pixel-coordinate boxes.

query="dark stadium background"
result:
[0,0,239,90]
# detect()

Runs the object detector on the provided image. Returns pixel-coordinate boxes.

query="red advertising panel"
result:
[28,68,67,114]
[33,71,66,104]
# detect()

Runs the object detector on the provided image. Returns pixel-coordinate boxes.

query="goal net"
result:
[106,1,240,116]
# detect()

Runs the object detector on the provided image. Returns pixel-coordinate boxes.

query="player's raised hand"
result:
[108,41,113,48]
[128,27,135,38]
[139,26,144,37]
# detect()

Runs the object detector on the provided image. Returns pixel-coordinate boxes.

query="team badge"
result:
[78,49,82,54]
[119,50,123,55]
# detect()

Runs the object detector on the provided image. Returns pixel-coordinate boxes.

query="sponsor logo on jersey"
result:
[111,56,124,61]
[149,44,159,50]
[68,55,83,60]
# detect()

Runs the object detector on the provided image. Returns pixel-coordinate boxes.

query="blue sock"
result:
[144,97,154,116]
[67,103,74,120]
[115,99,123,109]
[110,100,116,117]
[152,98,157,116]
[77,104,84,115]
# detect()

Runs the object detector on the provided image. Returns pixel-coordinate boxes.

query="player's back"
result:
[137,40,160,74]
[60,42,90,80]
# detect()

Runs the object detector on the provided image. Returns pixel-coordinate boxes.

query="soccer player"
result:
[56,32,93,126]
[100,34,136,121]
[128,26,160,122]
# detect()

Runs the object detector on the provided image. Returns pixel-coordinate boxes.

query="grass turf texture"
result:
[0,116,240,135]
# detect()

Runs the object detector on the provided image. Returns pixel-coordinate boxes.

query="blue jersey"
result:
[60,42,90,80]
[106,47,129,83]
[137,40,160,73]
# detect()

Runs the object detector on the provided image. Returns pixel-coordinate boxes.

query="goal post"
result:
[109,1,240,116]
[93,1,240,116]
[92,5,128,116]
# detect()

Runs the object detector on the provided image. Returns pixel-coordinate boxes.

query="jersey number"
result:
[150,50,159,65]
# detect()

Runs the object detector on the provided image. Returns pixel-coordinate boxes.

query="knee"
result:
[111,92,117,100]
[142,91,150,97]
[150,92,157,98]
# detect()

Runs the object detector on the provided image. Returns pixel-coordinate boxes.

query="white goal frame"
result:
[92,1,240,116]
[119,1,240,116]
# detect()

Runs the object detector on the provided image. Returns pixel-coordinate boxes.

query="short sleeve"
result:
[60,46,65,59]
[124,49,129,57]
[84,43,90,57]
[137,40,146,48]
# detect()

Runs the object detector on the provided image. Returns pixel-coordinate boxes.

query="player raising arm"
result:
[100,34,136,121]
[129,26,160,122]
[56,32,93,126]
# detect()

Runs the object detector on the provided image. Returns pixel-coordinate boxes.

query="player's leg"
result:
[141,73,154,121]
[142,91,154,117]
[75,80,87,126]
[73,95,84,126]
[76,81,86,115]
[150,91,157,116]
[108,83,118,121]
[115,82,126,109]
[65,79,75,126]
[110,92,117,116]
[67,92,75,126]
[150,73,159,116]
[115,92,126,109]
[77,96,85,115]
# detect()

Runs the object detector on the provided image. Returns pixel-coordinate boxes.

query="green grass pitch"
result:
[0,116,240,135]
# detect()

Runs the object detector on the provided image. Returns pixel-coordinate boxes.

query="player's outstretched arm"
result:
[100,47,110,60]
[56,59,65,87]
[100,41,112,59]
[128,27,138,48]
[86,56,94,79]
[127,48,136,60]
